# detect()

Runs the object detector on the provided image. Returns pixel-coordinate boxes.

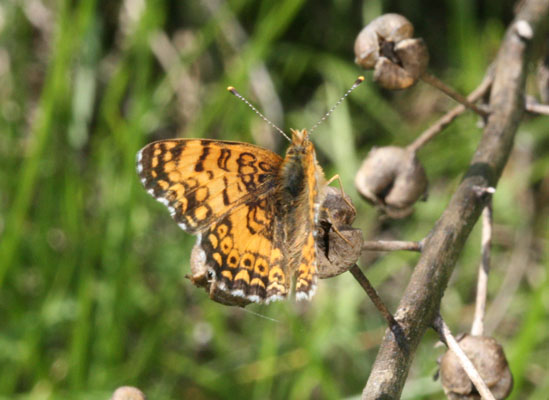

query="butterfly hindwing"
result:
[196,198,290,303]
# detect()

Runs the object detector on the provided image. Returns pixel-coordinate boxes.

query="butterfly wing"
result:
[137,139,290,303]
[137,139,282,233]
[194,197,290,303]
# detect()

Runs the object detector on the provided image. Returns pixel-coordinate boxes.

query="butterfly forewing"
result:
[137,139,283,233]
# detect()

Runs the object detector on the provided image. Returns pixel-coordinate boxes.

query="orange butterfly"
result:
[137,78,363,306]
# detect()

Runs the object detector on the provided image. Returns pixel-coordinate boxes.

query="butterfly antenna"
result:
[309,76,365,134]
[227,86,291,142]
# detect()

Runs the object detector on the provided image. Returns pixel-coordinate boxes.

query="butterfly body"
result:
[276,130,326,297]
[137,129,325,305]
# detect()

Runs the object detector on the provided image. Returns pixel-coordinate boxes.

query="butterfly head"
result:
[289,129,311,150]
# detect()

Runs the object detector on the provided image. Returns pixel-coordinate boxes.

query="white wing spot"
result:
[216,280,227,290]
[136,151,144,173]
[247,295,261,303]
[266,294,284,304]
[296,284,316,301]
[295,291,310,301]
[231,289,246,298]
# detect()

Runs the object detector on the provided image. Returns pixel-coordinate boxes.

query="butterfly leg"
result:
[321,207,353,245]
[325,174,356,213]
[324,174,355,245]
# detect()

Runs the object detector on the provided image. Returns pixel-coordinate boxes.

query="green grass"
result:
[0,1,547,399]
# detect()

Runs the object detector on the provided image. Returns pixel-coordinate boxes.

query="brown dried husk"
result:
[354,13,429,90]
[355,146,428,218]
[354,13,414,69]
[439,334,513,399]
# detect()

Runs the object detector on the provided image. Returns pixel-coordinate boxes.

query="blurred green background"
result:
[0,0,548,399]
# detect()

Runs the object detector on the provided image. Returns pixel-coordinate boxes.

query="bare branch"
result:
[362,240,422,252]
[407,73,493,153]
[362,1,549,398]
[349,265,408,353]
[420,72,490,117]
[349,265,397,327]
[525,95,549,114]
[485,174,535,333]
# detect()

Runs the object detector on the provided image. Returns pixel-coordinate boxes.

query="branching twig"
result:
[407,73,493,153]
[362,2,549,398]
[349,264,397,328]
[525,95,549,114]
[485,174,535,333]
[349,265,408,353]
[471,201,493,336]
[433,315,496,400]
[362,240,422,252]
[420,72,490,118]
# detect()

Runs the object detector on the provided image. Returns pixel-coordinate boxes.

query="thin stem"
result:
[348,264,409,352]
[408,73,493,153]
[421,71,490,118]
[433,314,496,400]
[362,240,422,252]
[349,265,396,327]
[471,203,493,336]
[525,95,549,115]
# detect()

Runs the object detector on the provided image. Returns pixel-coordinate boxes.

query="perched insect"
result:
[137,77,364,306]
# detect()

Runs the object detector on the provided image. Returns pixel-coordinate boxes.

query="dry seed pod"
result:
[354,13,414,69]
[439,335,513,400]
[355,146,428,218]
[316,186,363,278]
[188,244,252,307]
[395,38,429,80]
[354,13,429,90]
[111,386,147,400]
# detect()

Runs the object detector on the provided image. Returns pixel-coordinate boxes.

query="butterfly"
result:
[137,78,364,306]
[137,128,330,305]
